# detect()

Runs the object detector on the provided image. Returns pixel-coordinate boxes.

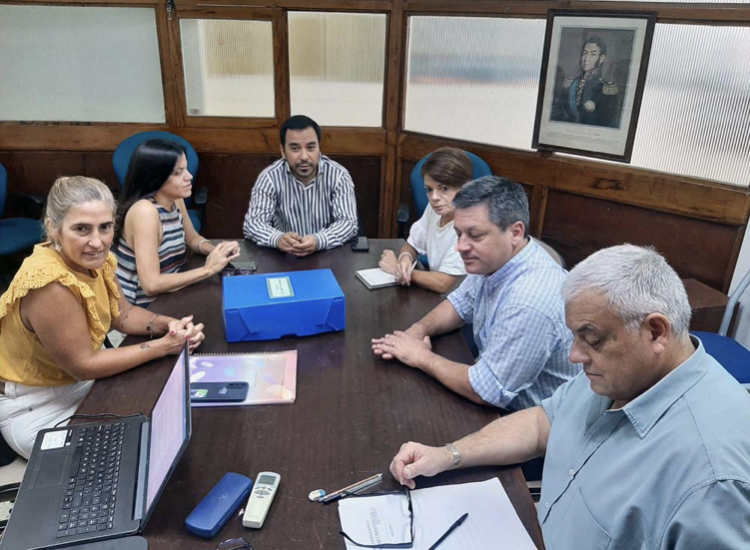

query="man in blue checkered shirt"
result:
[372,176,580,410]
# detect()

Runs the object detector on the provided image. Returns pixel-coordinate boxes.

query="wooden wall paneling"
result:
[399,133,750,226]
[197,153,277,238]
[156,3,182,128]
[0,151,119,218]
[336,156,382,238]
[551,159,750,226]
[274,9,291,123]
[541,190,741,292]
[530,185,548,238]
[0,126,386,156]
[381,0,405,238]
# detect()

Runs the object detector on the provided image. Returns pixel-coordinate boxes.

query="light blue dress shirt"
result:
[447,239,579,410]
[540,337,750,550]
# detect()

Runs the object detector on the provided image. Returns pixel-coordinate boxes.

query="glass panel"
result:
[404,16,546,150]
[0,5,165,123]
[628,24,750,187]
[289,12,387,127]
[180,19,275,118]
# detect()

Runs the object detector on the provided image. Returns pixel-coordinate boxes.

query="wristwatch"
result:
[444,443,461,469]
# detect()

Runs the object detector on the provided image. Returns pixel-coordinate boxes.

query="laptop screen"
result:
[144,345,191,516]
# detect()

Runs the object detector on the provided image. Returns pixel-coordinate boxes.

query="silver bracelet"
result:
[198,239,210,253]
[445,443,461,470]
[147,313,159,339]
[397,251,414,263]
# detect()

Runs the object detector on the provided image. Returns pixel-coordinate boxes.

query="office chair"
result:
[692,268,750,389]
[112,131,208,233]
[0,163,44,279]
[531,237,567,270]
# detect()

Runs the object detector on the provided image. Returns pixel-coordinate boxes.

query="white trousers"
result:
[0,380,93,459]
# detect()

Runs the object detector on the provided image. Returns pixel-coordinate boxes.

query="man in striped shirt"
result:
[243,115,359,256]
[372,176,580,411]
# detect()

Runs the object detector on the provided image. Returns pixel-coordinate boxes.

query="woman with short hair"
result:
[379,148,472,293]
[114,139,240,306]
[0,176,205,458]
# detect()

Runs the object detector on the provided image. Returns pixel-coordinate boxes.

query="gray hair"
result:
[44,176,116,240]
[562,244,692,338]
[452,175,530,236]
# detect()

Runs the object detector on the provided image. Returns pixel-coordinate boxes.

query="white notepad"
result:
[338,478,537,550]
[355,268,398,289]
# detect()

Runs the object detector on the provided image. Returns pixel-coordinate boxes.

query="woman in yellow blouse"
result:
[0,176,205,458]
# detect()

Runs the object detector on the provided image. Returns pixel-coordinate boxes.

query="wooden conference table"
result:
[78,240,544,549]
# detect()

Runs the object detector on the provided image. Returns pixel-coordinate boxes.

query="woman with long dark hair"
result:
[114,139,240,305]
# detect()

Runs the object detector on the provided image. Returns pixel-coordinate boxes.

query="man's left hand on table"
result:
[372,330,433,367]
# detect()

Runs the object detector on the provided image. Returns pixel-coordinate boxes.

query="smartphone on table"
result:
[190,382,249,403]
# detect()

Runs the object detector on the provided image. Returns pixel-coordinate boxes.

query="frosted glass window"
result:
[289,12,386,127]
[627,24,750,187]
[0,5,164,123]
[404,16,545,150]
[180,19,275,118]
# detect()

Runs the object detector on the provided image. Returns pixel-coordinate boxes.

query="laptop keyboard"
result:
[56,423,124,538]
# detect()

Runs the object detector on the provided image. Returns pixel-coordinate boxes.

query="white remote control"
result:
[242,471,281,528]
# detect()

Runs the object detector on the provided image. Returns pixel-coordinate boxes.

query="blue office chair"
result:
[0,162,44,261]
[692,268,750,389]
[112,131,207,233]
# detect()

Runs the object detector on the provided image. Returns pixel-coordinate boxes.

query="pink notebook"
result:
[189,350,297,407]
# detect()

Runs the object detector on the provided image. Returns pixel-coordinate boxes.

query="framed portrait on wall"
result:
[532,10,656,162]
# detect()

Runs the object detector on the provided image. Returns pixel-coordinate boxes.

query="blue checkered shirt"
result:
[447,239,580,410]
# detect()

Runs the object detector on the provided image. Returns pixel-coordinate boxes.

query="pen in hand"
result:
[408,260,417,277]
[427,512,469,550]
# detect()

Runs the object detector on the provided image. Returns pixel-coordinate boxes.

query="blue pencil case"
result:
[185,472,253,538]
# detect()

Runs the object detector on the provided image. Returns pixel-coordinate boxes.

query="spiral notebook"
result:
[189,350,297,406]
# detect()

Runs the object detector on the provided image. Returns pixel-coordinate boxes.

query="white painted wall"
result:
[729,230,750,349]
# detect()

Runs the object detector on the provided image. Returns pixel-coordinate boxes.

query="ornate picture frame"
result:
[532,10,656,162]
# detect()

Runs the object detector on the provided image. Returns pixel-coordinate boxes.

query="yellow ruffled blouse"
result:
[0,244,121,387]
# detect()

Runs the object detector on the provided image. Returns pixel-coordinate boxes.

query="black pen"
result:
[427,512,469,550]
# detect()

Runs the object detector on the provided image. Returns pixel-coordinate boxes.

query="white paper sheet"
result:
[338,478,537,550]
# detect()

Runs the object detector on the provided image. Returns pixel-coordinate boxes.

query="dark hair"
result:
[280,115,321,147]
[114,139,185,246]
[421,148,473,189]
[453,175,530,237]
[582,36,607,57]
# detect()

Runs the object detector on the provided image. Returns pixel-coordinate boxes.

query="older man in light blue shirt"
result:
[372,176,579,409]
[389,244,750,550]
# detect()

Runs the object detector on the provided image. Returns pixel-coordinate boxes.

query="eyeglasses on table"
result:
[216,538,252,550]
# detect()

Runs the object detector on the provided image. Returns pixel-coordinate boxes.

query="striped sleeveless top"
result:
[114,198,187,306]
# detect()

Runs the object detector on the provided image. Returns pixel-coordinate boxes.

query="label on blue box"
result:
[223,269,346,342]
[267,276,294,298]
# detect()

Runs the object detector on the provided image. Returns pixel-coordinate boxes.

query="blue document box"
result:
[223,269,346,342]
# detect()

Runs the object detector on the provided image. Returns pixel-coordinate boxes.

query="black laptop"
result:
[0,344,192,550]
